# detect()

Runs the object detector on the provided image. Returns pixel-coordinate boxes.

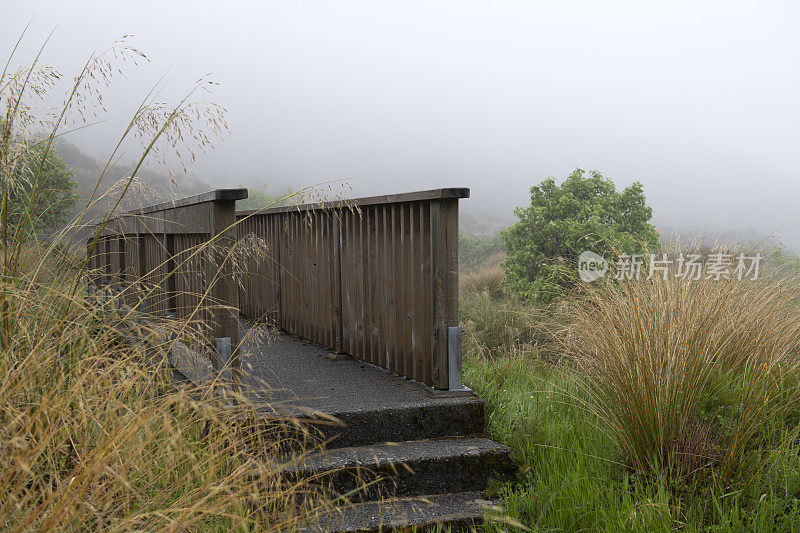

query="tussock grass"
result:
[563,275,800,479]
[462,249,800,529]
[461,290,550,361]
[468,355,800,531]
[461,259,505,299]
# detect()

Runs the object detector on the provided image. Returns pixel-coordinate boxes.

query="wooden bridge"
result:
[87,187,512,531]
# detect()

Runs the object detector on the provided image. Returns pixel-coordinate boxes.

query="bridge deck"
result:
[238,320,473,417]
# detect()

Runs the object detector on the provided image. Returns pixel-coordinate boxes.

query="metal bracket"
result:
[448,326,471,392]
[211,336,233,379]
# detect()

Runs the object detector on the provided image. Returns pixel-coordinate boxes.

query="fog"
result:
[4,1,800,250]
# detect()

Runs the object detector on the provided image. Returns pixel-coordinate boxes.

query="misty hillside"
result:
[54,140,218,221]
[459,210,513,238]
[659,224,798,256]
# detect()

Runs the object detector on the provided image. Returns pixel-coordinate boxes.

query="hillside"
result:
[54,140,217,223]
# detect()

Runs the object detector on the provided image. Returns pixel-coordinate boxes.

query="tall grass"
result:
[461,246,800,529]
[0,262,339,530]
[562,274,800,480]
[460,254,560,361]
[467,354,800,531]
[0,31,351,530]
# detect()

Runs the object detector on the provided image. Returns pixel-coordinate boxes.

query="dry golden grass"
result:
[562,274,800,479]
[0,31,363,531]
[0,253,347,531]
[461,262,505,300]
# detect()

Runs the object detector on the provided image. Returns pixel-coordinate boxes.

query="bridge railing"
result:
[87,186,468,391]
[237,188,469,390]
[87,188,248,381]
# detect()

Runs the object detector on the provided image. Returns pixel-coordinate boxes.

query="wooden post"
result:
[431,198,459,390]
[209,196,241,390]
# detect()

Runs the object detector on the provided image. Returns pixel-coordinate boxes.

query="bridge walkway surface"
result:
[172,319,513,532]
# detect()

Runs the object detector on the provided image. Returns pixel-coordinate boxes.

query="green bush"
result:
[4,141,78,232]
[459,233,505,271]
[502,169,659,303]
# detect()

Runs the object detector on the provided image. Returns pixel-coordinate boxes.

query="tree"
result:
[502,169,659,303]
[5,143,78,232]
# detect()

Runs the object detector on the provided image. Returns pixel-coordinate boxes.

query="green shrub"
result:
[3,140,78,233]
[459,233,505,271]
[502,169,659,303]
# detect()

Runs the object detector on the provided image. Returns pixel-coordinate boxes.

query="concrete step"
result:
[313,398,486,449]
[243,396,486,453]
[280,437,513,502]
[300,492,498,533]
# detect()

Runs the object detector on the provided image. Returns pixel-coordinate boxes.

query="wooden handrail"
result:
[123,188,248,216]
[236,188,469,218]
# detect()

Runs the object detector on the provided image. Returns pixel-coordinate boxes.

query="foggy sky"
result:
[4,1,800,250]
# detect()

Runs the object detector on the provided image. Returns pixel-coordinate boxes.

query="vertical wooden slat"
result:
[357,210,366,360]
[165,234,176,314]
[379,205,389,369]
[273,214,282,328]
[388,205,399,373]
[311,212,320,343]
[108,236,119,289]
[136,235,146,310]
[400,203,412,379]
[364,207,374,364]
[420,202,433,384]
[281,215,290,333]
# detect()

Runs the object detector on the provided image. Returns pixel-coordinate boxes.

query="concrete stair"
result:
[282,437,511,503]
[167,322,514,530]
[236,328,514,531]
[301,492,499,533]
[259,396,513,531]
[312,399,487,448]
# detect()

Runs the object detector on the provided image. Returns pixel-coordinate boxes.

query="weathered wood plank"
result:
[333,212,343,353]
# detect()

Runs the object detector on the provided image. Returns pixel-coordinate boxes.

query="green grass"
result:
[465,356,800,532]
